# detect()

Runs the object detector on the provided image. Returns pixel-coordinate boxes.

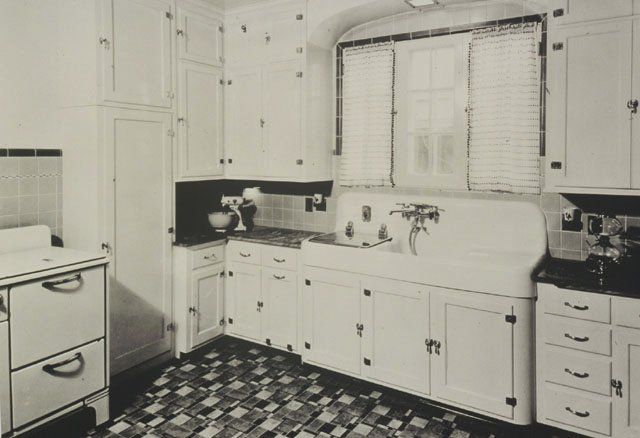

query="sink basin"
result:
[308,232,392,249]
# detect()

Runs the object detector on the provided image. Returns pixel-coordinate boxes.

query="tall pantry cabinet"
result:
[57,0,223,375]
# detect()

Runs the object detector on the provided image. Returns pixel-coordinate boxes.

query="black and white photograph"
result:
[0,0,638,437]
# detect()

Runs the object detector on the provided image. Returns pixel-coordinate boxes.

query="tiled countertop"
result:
[175,226,322,249]
[534,257,640,298]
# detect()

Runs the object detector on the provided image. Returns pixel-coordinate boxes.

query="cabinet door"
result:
[177,62,223,179]
[549,0,633,26]
[101,0,173,108]
[0,322,10,435]
[190,265,224,348]
[262,267,297,350]
[361,278,430,395]
[264,4,304,64]
[431,289,516,419]
[177,5,223,66]
[103,108,173,375]
[302,268,361,375]
[613,327,640,437]
[225,13,268,67]
[546,20,632,189]
[225,67,264,177]
[263,61,302,178]
[632,19,640,189]
[226,262,262,340]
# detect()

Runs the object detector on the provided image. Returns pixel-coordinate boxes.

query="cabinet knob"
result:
[627,99,639,114]
[177,29,184,36]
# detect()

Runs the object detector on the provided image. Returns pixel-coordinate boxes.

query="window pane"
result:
[437,135,454,174]
[411,135,432,175]
[432,47,455,89]
[410,94,431,131]
[431,90,455,129]
[409,49,431,90]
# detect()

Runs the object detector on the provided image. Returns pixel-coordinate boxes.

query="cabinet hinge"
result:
[219,158,225,164]
[227,158,233,164]
[296,71,303,78]
[219,318,225,326]
[304,342,311,349]
[553,8,564,17]
[552,42,564,51]
[296,14,303,20]
[219,270,226,278]
[219,56,225,64]
[166,11,173,20]
[363,358,371,366]
[166,322,175,331]
[287,344,293,352]
[219,79,225,85]
[228,271,234,277]
[296,47,303,54]
[266,338,271,346]
[550,161,563,170]
[505,314,516,324]
[296,159,303,165]
[167,91,175,99]
[363,289,371,296]
[218,25,224,33]
[228,317,234,324]
[305,279,311,286]
[167,129,175,138]
[227,80,233,85]
[168,227,174,234]
[506,397,517,407]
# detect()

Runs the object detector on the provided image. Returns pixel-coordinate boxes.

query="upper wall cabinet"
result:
[223,0,332,182]
[548,0,635,26]
[177,2,224,67]
[101,0,174,108]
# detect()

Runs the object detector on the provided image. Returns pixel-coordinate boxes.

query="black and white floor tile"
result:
[78,338,576,438]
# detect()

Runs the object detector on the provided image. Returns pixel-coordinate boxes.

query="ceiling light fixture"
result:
[404,0,440,8]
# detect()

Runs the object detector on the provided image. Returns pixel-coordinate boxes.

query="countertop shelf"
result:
[175,226,322,249]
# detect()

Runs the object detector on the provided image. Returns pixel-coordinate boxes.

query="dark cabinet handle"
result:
[565,333,589,343]
[239,252,251,258]
[565,368,589,379]
[564,301,589,311]
[42,352,83,374]
[42,273,82,291]
[565,407,590,418]
[273,257,286,263]
[273,274,286,280]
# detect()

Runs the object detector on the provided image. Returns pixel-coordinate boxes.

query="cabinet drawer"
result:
[542,285,611,323]
[10,267,105,369]
[544,314,611,356]
[613,296,640,329]
[0,289,7,322]
[227,241,261,265]
[543,346,612,395]
[543,386,611,436]
[12,339,105,428]
[262,245,298,271]
[192,245,224,270]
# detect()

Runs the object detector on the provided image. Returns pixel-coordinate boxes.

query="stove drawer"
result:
[10,266,105,369]
[11,339,105,428]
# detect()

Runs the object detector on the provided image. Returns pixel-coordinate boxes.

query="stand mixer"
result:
[219,189,258,232]
[586,215,627,276]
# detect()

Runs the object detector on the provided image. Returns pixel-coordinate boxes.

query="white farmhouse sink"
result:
[303,192,547,298]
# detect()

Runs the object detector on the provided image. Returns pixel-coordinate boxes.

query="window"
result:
[393,34,469,189]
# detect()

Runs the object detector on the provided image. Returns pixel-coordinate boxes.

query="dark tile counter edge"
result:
[174,228,323,249]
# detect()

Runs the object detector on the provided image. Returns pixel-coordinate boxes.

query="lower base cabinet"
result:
[261,267,297,350]
[302,267,534,425]
[1,321,10,435]
[613,327,640,438]
[226,262,262,340]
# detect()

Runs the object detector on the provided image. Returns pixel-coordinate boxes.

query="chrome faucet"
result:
[389,203,443,255]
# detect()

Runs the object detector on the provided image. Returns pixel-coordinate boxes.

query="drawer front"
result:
[10,266,105,368]
[543,285,611,323]
[613,296,640,330]
[192,245,224,270]
[12,339,105,428]
[544,314,611,356]
[543,386,611,436]
[0,289,7,322]
[262,245,298,271]
[544,346,612,395]
[228,241,261,265]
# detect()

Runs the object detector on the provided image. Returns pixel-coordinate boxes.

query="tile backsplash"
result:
[0,148,63,238]
[252,193,336,234]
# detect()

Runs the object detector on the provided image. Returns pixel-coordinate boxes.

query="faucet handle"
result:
[345,221,354,237]
[378,223,388,240]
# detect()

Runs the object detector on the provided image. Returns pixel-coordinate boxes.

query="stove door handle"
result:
[42,273,83,291]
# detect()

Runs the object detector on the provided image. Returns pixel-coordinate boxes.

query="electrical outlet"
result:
[305,197,314,212]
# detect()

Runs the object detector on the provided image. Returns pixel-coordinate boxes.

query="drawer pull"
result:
[42,352,83,375]
[273,257,286,263]
[564,368,589,379]
[239,252,251,258]
[42,273,82,291]
[565,333,589,343]
[565,407,590,418]
[273,274,286,280]
[203,254,217,260]
[564,301,589,311]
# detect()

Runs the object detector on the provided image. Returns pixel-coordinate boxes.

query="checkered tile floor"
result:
[82,337,564,438]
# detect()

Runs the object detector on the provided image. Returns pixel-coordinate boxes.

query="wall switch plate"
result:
[562,208,583,232]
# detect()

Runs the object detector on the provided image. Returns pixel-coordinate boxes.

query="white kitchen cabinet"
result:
[226,261,262,340]
[191,265,225,347]
[302,268,361,375]
[261,267,298,350]
[177,2,223,67]
[548,0,634,25]
[100,0,173,108]
[0,322,10,435]
[546,19,633,192]
[430,289,522,420]
[103,107,173,375]
[177,62,224,180]
[225,11,269,68]
[613,327,640,437]
[263,4,305,65]
[361,278,430,395]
